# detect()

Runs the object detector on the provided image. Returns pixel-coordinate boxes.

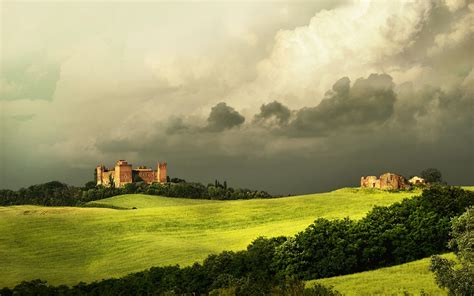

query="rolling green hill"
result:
[0,188,419,287]
[308,253,455,295]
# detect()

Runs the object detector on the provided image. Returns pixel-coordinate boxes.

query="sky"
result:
[1,0,473,194]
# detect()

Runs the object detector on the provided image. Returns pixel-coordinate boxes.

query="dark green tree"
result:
[132,173,143,183]
[83,181,96,190]
[421,168,443,184]
[430,207,474,296]
[108,175,115,189]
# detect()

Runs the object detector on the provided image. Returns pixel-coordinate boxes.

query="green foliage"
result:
[421,168,443,184]
[83,181,96,190]
[0,181,83,206]
[0,179,272,207]
[274,186,473,280]
[132,173,144,183]
[108,174,115,189]
[430,207,474,296]
[302,283,342,296]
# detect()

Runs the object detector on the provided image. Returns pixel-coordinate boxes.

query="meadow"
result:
[308,253,455,295]
[0,188,419,287]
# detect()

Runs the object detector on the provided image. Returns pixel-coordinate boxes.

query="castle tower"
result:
[96,165,104,186]
[157,161,167,183]
[114,160,132,187]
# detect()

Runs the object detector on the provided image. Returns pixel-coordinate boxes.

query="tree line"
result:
[0,179,272,207]
[1,186,472,295]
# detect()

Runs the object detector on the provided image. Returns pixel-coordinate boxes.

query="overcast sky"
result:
[1,0,473,194]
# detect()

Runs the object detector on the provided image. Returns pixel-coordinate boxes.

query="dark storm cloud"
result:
[289,74,396,136]
[205,102,245,132]
[166,116,192,134]
[89,71,473,195]
[253,101,291,126]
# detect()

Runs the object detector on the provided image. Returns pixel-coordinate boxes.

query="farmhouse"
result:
[409,176,426,185]
[96,160,167,188]
[361,173,409,190]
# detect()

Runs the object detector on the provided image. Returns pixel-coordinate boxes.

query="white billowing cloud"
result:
[225,0,433,112]
[444,0,467,12]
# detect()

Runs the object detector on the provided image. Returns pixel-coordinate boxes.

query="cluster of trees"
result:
[430,206,473,295]
[273,185,472,279]
[0,181,84,206]
[0,179,272,207]
[0,277,340,296]
[1,186,472,295]
[83,179,272,202]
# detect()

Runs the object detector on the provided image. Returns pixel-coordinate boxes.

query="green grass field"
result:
[308,253,455,296]
[0,188,419,288]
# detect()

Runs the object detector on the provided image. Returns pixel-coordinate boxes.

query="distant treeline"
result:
[0,179,272,207]
[1,186,472,295]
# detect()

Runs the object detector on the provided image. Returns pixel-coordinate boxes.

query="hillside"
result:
[0,188,419,287]
[308,253,455,295]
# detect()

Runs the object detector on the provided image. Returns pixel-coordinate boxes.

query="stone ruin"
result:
[360,172,410,190]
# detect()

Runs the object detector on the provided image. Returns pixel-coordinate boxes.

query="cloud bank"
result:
[1,0,473,194]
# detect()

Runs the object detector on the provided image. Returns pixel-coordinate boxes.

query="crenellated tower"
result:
[114,160,133,187]
[96,165,104,186]
[157,161,167,183]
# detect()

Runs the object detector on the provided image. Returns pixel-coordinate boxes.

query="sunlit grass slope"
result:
[0,188,419,287]
[308,253,455,296]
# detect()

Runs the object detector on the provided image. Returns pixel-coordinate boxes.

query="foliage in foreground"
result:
[430,206,474,296]
[1,186,472,295]
[0,179,271,207]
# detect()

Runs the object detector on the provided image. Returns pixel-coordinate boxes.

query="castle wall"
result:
[135,169,156,184]
[101,171,115,186]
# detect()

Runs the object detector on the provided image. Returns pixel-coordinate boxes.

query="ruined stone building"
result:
[361,172,409,190]
[96,160,167,188]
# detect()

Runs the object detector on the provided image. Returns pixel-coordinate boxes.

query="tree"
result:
[421,168,443,184]
[170,177,186,183]
[84,181,96,190]
[132,173,144,183]
[430,207,474,295]
[108,175,115,189]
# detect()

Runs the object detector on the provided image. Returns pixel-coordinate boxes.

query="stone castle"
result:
[96,160,167,188]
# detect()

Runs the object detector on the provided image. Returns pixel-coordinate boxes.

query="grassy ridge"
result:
[0,188,419,287]
[308,253,455,295]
